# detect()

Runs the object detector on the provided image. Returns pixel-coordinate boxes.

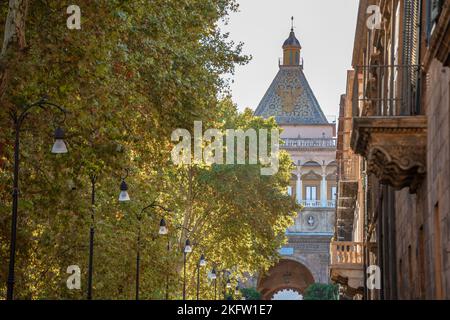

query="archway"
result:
[257,259,315,300]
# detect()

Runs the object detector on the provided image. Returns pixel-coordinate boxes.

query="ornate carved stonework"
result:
[351,116,427,193]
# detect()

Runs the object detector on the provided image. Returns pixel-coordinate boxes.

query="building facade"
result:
[254,26,337,300]
[332,0,450,300]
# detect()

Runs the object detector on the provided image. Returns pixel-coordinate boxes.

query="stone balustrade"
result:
[282,138,337,149]
[300,200,336,208]
[330,242,364,265]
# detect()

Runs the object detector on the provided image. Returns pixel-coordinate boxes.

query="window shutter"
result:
[402,0,420,115]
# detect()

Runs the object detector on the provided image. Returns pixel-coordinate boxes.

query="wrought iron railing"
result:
[352,65,422,117]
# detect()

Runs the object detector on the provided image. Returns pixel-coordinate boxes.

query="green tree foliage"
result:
[0,1,299,299]
[303,283,339,300]
[240,288,262,300]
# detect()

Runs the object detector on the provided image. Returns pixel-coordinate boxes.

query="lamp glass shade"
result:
[184,239,192,253]
[159,225,168,235]
[199,255,206,267]
[51,139,68,154]
[226,281,231,288]
[209,271,217,280]
[118,190,130,202]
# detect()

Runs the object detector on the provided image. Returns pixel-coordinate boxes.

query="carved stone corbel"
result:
[351,116,427,193]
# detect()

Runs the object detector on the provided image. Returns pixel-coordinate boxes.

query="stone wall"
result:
[425,58,450,299]
[393,58,450,299]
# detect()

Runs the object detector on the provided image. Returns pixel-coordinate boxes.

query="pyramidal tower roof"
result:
[254,23,328,125]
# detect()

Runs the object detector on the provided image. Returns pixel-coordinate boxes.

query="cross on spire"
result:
[291,16,294,32]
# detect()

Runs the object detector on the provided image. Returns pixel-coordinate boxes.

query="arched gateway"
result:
[258,259,315,300]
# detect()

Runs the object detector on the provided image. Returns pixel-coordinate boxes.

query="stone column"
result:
[296,173,302,204]
[321,171,327,207]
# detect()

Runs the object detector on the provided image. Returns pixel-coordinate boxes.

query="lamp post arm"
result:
[11,97,67,129]
[137,200,172,221]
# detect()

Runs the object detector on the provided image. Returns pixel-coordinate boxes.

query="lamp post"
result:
[87,174,96,300]
[6,97,68,300]
[135,202,170,300]
[196,254,206,300]
[86,168,130,300]
[164,224,192,300]
[183,239,192,300]
[209,267,217,300]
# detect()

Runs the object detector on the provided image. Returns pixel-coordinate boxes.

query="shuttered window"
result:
[402,0,421,115]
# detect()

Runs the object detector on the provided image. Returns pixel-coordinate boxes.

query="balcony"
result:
[336,156,359,234]
[330,241,364,295]
[282,138,337,150]
[300,200,336,208]
[350,65,427,193]
[330,242,363,266]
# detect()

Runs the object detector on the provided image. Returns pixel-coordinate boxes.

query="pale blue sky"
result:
[221,0,359,117]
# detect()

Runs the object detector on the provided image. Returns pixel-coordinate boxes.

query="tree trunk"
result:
[0,0,29,168]
[0,0,29,100]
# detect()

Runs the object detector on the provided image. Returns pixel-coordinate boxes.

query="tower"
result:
[255,21,337,300]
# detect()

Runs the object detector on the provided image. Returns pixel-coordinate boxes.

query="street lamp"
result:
[6,97,68,300]
[87,174,97,300]
[183,239,192,300]
[165,224,192,300]
[118,169,130,202]
[159,218,168,235]
[209,267,217,300]
[135,202,171,300]
[196,254,206,300]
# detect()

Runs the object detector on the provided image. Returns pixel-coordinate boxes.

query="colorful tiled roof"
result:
[254,66,329,125]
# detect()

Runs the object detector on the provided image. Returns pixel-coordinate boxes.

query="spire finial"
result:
[291,16,294,32]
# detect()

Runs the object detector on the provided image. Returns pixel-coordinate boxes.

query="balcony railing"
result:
[352,65,421,117]
[282,138,337,149]
[330,242,364,266]
[300,200,336,208]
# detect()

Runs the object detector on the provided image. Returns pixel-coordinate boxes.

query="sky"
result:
[221,0,359,118]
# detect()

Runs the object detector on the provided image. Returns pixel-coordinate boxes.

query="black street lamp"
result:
[118,169,130,202]
[6,97,68,300]
[164,224,191,300]
[196,254,206,300]
[183,239,192,300]
[209,267,217,300]
[87,174,97,300]
[135,202,170,300]
[86,168,130,300]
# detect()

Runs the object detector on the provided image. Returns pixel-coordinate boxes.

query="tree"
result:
[303,283,339,300]
[240,288,262,300]
[0,1,298,300]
